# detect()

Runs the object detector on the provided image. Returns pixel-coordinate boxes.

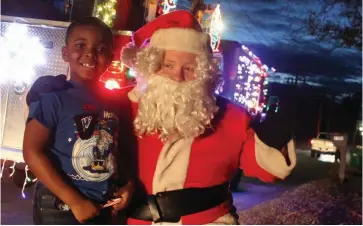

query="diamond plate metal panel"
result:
[1,83,27,149]
[1,21,69,151]
[0,83,10,144]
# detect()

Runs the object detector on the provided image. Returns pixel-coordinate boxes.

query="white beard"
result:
[134,75,219,141]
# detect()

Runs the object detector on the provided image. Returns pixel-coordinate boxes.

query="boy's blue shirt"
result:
[27,79,122,202]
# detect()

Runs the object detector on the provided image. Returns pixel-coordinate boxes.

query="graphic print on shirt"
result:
[70,111,119,182]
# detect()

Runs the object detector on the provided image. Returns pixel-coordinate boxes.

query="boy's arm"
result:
[23,119,86,207]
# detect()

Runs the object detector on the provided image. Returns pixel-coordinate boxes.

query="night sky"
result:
[178,0,362,94]
[2,0,361,94]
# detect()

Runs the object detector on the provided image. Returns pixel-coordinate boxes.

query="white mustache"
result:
[134,74,219,141]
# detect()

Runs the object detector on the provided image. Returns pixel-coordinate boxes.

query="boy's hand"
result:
[70,199,101,223]
[110,181,134,214]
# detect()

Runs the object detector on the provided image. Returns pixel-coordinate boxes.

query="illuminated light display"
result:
[209,4,223,52]
[0,22,52,199]
[126,68,136,78]
[0,159,37,198]
[100,60,126,89]
[163,0,178,14]
[95,0,117,27]
[0,23,45,88]
[233,45,274,115]
[105,79,121,90]
[100,61,136,90]
[158,0,178,15]
[214,76,225,95]
[22,165,37,198]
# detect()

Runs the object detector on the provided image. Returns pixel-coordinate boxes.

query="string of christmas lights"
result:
[156,0,178,16]
[22,165,37,198]
[0,160,37,198]
[233,45,275,115]
[206,4,224,93]
[94,0,117,27]
[209,4,223,52]
[9,161,16,177]
[0,159,7,178]
[161,0,178,14]
[100,61,137,90]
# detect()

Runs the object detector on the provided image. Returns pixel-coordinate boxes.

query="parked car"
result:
[310,132,340,161]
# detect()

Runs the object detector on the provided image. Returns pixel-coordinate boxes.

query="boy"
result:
[23,17,133,224]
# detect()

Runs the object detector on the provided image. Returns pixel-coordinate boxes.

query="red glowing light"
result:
[105,79,121,90]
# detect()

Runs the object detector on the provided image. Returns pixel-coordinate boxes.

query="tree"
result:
[288,0,362,51]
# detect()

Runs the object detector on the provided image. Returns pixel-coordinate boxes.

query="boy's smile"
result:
[62,25,113,84]
[81,63,95,69]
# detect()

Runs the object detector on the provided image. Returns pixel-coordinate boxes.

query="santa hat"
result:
[121,10,211,68]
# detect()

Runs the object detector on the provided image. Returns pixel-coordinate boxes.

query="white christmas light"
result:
[232,45,273,115]
[9,161,16,177]
[209,4,223,52]
[105,79,121,90]
[0,23,45,85]
[0,23,45,197]
[127,68,136,78]
[163,0,178,14]
[0,159,6,178]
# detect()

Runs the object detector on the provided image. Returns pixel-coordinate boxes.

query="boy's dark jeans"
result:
[33,184,112,225]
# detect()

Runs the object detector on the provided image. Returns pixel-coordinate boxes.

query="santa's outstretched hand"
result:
[251,109,294,165]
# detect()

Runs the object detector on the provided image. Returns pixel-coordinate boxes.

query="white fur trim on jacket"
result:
[151,137,238,225]
[150,28,210,54]
[151,136,193,225]
[152,136,193,193]
[254,134,296,179]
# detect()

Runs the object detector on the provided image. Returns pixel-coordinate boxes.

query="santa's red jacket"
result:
[116,88,297,225]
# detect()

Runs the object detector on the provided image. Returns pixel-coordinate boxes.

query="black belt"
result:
[128,182,229,223]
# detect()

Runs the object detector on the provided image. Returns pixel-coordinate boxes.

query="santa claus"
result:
[119,10,296,225]
[26,11,296,225]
